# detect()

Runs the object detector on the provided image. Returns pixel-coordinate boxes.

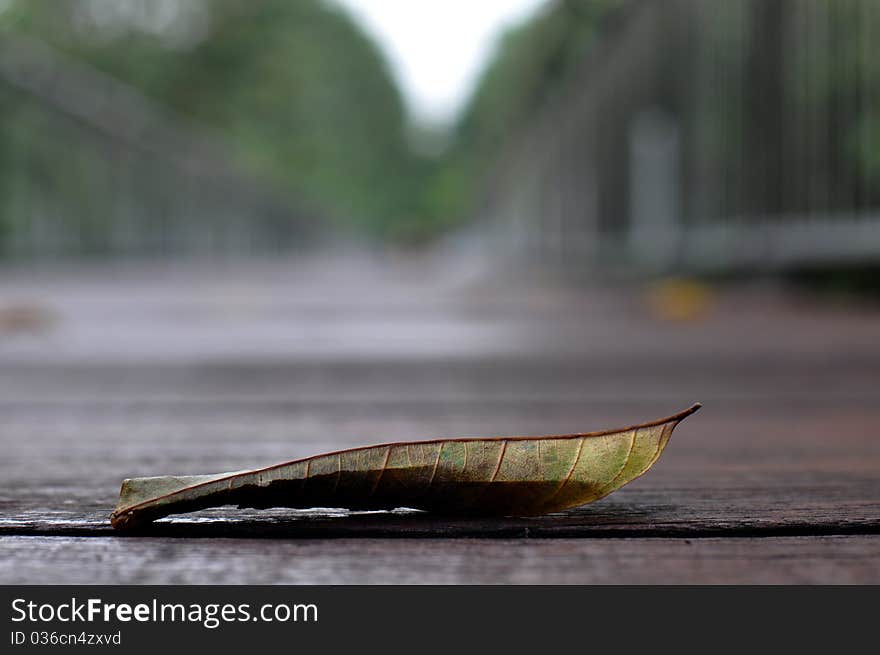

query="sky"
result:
[334,0,548,125]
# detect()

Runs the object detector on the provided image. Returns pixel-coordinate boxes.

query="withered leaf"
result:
[110,403,700,529]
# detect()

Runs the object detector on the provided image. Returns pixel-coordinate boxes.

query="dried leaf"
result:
[110,404,701,529]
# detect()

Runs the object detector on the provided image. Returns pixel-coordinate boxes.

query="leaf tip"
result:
[673,402,702,422]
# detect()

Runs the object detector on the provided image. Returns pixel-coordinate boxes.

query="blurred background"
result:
[1,0,880,271]
[1,0,879,552]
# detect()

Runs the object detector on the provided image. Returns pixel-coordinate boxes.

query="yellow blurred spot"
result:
[644,277,713,322]
[0,303,58,334]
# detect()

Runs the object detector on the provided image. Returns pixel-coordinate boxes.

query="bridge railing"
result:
[0,33,316,260]
[482,0,880,274]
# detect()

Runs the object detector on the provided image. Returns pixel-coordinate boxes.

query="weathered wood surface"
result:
[2,407,877,538]
[1,536,877,584]
[1,254,878,582]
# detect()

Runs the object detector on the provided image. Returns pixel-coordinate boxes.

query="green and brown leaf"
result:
[110,404,701,529]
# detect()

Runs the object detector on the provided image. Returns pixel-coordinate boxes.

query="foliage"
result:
[429,0,620,225]
[3,0,880,250]
[0,0,626,247]
[0,0,427,241]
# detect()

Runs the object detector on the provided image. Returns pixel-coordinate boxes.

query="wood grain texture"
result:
[3,404,877,538]
[1,535,877,584]
[1,256,879,582]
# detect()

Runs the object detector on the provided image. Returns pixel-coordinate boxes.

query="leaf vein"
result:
[368,446,392,498]
[302,458,311,491]
[601,428,639,494]
[427,443,443,489]
[331,453,342,494]
[542,437,585,505]
[489,440,508,483]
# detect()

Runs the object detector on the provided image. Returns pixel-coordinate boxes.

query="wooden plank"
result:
[2,401,877,537]
[1,259,878,577]
[2,257,880,367]
[1,535,877,584]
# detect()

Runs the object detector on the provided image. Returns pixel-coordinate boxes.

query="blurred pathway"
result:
[1,252,878,583]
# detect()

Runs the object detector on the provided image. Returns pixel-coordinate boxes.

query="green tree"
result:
[426,0,619,227]
[1,0,425,239]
